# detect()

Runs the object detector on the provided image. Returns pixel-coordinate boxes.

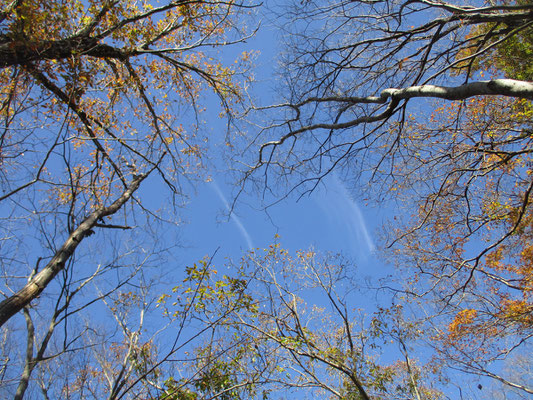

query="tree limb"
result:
[0,172,150,327]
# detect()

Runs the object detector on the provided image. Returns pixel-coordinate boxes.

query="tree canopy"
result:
[243,0,533,396]
[0,0,255,398]
[0,0,254,324]
[1,0,532,398]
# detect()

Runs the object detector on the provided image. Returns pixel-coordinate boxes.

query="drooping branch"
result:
[0,171,151,327]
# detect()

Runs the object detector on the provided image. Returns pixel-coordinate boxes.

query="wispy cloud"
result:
[315,174,375,256]
[210,180,254,251]
[334,175,375,253]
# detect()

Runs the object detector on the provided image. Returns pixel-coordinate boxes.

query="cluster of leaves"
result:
[454,0,533,80]
[160,359,242,400]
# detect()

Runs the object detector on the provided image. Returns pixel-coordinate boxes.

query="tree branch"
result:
[0,172,151,327]
[381,79,533,101]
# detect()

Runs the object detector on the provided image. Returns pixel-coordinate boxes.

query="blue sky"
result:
[180,171,384,267]
[2,3,527,399]
[156,13,502,398]
[170,13,389,274]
